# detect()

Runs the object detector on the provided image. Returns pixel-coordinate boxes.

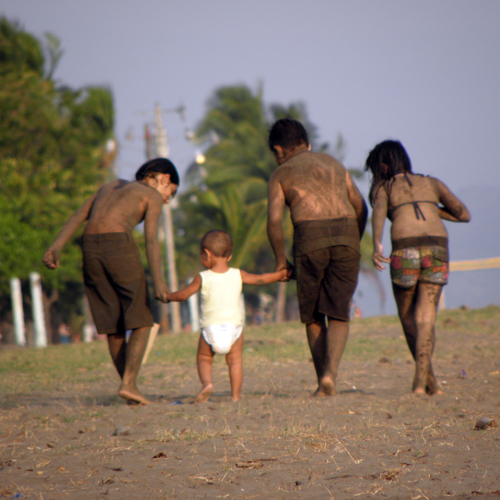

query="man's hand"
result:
[372,244,390,271]
[42,249,60,270]
[276,259,294,281]
[154,282,171,303]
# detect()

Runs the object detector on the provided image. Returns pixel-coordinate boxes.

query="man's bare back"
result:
[270,149,358,224]
[85,180,164,234]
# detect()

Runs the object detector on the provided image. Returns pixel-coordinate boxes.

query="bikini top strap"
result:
[412,202,425,221]
[403,171,413,187]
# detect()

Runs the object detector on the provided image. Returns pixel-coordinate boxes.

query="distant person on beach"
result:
[166,230,289,403]
[43,158,179,405]
[267,118,367,397]
[365,140,470,395]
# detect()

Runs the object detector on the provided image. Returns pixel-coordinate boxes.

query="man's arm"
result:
[346,171,368,238]
[166,275,202,302]
[267,172,290,272]
[42,192,98,269]
[143,193,170,302]
[371,185,391,271]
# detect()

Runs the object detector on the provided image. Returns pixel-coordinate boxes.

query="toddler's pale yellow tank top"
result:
[199,268,243,327]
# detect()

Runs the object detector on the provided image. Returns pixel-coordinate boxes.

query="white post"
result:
[82,295,94,343]
[188,277,199,332]
[162,204,182,332]
[10,277,26,345]
[29,272,47,347]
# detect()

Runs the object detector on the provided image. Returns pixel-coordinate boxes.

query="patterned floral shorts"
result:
[390,246,449,288]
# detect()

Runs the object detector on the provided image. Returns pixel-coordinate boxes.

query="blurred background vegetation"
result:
[0,17,374,344]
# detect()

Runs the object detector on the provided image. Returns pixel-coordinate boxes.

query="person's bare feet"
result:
[425,376,444,395]
[118,383,150,405]
[195,384,213,403]
[313,376,335,397]
[412,375,444,396]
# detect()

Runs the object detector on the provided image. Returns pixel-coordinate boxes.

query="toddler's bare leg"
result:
[226,333,244,402]
[118,326,150,405]
[306,317,327,391]
[107,332,127,379]
[317,318,349,397]
[196,335,214,403]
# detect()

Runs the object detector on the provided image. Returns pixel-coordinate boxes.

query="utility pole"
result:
[153,103,182,333]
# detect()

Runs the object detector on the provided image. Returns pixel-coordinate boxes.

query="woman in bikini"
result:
[365,140,470,395]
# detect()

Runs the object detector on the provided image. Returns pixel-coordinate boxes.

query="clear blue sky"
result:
[3,0,499,315]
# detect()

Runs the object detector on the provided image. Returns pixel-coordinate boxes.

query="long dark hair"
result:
[135,158,179,186]
[365,140,412,206]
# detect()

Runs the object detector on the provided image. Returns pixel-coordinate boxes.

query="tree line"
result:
[0,17,374,342]
[0,17,115,342]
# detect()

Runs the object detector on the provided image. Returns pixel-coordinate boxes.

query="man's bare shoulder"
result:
[287,150,346,171]
[115,179,163,201]
[269,164,288,183]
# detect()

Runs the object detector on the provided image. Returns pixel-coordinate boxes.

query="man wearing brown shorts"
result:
[82,233,155,335]
[43,158,179,404]
[267,119,367,396]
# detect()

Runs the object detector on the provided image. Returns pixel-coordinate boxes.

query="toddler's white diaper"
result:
[201,324,242,355]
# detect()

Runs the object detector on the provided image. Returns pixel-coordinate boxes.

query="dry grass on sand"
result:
[1,306,499,499]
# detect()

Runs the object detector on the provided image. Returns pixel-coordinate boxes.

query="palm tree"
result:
[176,84,381,321]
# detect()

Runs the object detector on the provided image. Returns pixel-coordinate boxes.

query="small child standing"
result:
[166,230,288,402]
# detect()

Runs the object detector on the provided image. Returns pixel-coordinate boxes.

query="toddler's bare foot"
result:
[118,383,150,405]
[195,384,213,403]
[126,399,141,406]
[313,376,335,397]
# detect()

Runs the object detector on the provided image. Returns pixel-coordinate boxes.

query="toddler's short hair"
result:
[201,230,233,258]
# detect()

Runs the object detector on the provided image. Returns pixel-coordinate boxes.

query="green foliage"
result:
[175,84,374,305]
[0,17,115,321]
[176,85,299,283]
[0,17,44,77]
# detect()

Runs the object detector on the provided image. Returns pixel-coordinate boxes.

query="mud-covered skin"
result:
[370,171,470,395]
[393,282,443,395]
[267,144,367,396]
[371,174,470,269]
[268,146,367,271]
[43,179,175,300]
[43,175,177,404]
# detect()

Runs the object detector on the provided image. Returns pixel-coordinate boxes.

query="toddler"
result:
[166,230,288,402]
